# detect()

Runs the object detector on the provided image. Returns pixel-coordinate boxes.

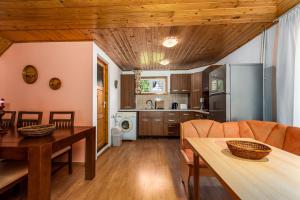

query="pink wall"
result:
[0,42,94,162]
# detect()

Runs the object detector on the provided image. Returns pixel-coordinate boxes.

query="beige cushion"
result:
[0,160,28,189]
[52,146,71,158]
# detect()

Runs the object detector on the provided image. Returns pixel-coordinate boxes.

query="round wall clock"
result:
[49,78,62,90]
[22,65,38,84]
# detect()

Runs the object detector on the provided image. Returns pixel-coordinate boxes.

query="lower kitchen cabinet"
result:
[180,111,195,122]
[139,112,164,136]
[138,111,208,137]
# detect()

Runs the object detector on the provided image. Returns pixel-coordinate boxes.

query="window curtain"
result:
[277,4,300,125]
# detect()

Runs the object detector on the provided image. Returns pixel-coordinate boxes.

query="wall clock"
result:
[49,78,62,90]
[22,65,38,84]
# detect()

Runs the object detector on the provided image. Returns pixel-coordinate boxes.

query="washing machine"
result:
[115,112,137,140]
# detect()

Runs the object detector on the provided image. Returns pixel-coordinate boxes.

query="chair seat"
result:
[0,160,28,189]
[52,146,72,159]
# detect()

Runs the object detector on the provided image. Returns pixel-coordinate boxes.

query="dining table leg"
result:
[194,152,200,200]
[85,127,96,180]
[28,143,52,200]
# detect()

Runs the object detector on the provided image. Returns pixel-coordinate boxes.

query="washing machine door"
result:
[120,118,133,132]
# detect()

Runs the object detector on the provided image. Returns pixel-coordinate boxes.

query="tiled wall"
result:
[136,94,188,109]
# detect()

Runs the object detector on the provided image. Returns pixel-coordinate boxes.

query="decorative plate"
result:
[49,77,62,90]
[22,65,38,84]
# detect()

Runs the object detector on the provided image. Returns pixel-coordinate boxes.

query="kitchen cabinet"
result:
[120,74,136,109]
[139,111,207,137]
[170,74,191,94]
[164,112,180,136]
[139,112,164,136]
[180,111,195,123]
[190,72,203,109]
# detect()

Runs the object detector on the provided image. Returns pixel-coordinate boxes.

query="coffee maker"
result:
[171,102,178,110]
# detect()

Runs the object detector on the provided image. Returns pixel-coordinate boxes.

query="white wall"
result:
[93,43,121,153]
[216,34,263,65]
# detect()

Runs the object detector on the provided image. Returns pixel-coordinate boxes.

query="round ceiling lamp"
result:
[160,59,170,65]
[162,37,178,48]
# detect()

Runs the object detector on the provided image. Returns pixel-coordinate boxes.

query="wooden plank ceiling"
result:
[0,0,298,70]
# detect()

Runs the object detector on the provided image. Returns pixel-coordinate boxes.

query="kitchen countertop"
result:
[118,109,209,115]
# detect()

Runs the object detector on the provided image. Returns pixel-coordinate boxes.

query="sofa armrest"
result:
[180,149,192,166]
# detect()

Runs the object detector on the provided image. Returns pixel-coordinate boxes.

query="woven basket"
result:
[226,140,272,160]
[18,124,56,137]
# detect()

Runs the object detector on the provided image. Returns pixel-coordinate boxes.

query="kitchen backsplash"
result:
[136,94,188,109]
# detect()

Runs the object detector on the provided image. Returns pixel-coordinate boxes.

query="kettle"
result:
[171,102,178,110]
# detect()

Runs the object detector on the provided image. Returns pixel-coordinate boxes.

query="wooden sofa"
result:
[180,119,300,198]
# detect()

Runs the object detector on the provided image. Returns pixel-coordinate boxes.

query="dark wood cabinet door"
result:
[139,112,152,136]
[170,74,180,93]
[181,74,191,93]
[139,111,164,136]
[170,74,191,94]
[191,72,202,92]
[190,91,201,109]
[152,117,164,136]
[190,72,203,109]
[180,111,195,122]
[120,74,136,109]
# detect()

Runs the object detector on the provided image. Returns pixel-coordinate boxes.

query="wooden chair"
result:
[1,111,16,128]
[49,111,75,174]
[17,111,43,128]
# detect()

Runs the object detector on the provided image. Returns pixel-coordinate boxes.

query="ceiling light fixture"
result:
[162,37,178,48]
[160,59,170,65]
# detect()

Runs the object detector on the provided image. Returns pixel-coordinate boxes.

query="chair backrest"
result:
[1,111,16,128]
[49,111,74,128]
[17,111,43,128]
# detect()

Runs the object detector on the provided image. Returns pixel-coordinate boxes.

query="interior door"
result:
[97,59,108,151]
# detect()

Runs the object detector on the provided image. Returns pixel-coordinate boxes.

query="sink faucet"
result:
[146,100,154,109]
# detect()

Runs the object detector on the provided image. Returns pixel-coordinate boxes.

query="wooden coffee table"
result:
[186,138,300,200]
[0,126,96,200]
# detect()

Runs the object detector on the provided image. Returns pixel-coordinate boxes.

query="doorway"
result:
[97,58,108,152]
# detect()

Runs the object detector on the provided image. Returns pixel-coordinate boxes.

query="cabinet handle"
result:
[182,90,189,92]
[172,90,179,92]
[168,119,175,122]
[168,113,175,116]
[183,113,190,116]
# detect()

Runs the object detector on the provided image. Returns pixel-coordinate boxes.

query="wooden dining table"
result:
[187,138,300,200]
[0,126,96,200]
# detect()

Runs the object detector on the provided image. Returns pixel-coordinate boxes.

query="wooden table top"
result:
[0,126,94,148]
[187,138,300,200]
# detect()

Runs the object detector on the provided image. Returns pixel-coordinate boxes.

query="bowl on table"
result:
[18,124,56,137]
[226,140,272,160]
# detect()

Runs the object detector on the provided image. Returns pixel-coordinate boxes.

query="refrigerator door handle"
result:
[209,92,227,96]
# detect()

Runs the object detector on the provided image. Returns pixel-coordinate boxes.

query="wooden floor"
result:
[3,139,231,200]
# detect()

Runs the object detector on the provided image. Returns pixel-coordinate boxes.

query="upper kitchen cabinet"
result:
[170,74,191,94]
[120,74,136,109]
[190,72,203,109]
[191,72,202,92]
